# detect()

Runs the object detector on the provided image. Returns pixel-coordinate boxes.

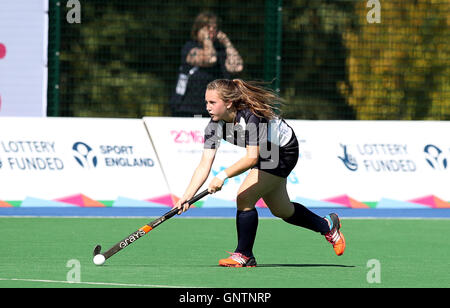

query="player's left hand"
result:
[208,177,224,193]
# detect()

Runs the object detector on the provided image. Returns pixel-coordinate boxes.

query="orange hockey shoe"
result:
[324,213,346,256]
[219,252,257,268]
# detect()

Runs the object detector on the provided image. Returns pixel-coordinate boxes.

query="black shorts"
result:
[253,132,299,178]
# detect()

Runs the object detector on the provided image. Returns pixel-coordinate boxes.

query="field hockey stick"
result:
[92,189,210,264]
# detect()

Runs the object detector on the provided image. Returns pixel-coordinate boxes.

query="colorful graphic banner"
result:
[143,117,247,207]
[0,117,170,206]
[1,117,449,209]
[144,118,450,209]
[289,120,450,207]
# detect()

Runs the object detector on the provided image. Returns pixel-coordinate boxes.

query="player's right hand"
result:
[175,196,192,215]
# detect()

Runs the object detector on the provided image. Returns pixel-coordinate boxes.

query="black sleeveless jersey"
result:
[203,108,294,150]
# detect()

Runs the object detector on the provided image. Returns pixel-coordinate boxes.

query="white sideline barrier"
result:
[0,117,169,204]
[1,117,448,208]
[288,120,450,204]
[143,117,246,207]
[145,118,450,207]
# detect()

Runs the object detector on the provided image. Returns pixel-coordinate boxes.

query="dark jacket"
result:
[170,40,230,117]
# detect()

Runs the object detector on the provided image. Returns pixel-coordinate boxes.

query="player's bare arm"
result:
[222,145,258,179]
[177,148,217,213]
[209,145,259,193]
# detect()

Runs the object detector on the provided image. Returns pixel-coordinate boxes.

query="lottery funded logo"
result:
[338,144,358,171]
[338,143,416,173]
[0,140,64,171]
[72,142,155,169]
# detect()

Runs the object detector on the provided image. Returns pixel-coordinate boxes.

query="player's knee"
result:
[268,207,291,219]
[265,201,294,219]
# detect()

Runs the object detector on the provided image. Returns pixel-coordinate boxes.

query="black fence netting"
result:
[47,0,450,120]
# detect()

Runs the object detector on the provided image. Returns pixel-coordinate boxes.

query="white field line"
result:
[0,277,198,288]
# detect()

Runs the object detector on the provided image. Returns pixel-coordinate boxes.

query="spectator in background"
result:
[170,11,244,117]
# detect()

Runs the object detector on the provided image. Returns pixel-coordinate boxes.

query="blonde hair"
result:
[206,79,283,119]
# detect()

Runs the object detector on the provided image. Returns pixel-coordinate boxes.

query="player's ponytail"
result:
[207,79,283,119]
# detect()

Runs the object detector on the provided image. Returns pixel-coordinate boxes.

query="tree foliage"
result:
[340,0,450,120]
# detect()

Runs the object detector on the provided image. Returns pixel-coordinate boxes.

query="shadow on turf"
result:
[257,263,356,268]
[113,263,356,268]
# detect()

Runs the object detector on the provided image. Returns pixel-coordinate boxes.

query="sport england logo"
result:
[338,144,358,171]
[424,144,447,170]
[73,142,98,168]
